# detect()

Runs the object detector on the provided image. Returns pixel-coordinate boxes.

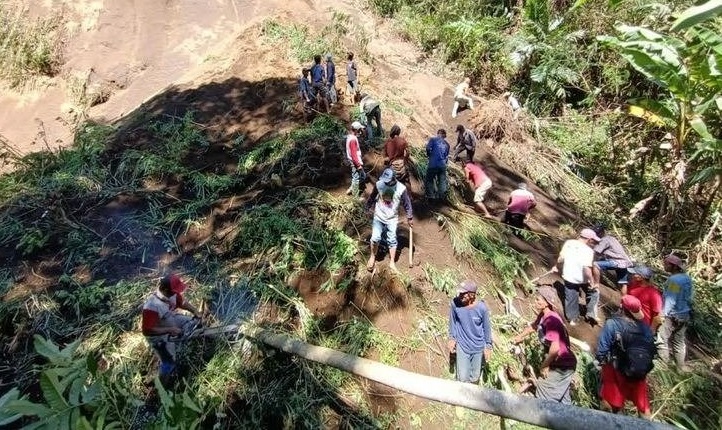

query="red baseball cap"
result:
[621,295,644,320]
[163,274,188,295]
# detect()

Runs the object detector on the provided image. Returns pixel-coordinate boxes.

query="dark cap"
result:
[380,168,397,185]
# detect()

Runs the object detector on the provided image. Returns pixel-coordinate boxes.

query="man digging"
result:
[365,168,413,272]
[513,286,577,404]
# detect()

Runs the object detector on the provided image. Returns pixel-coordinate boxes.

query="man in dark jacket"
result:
[453,125,478,162]
[325,53,337,105]
[310,55,329,112]
[425,129,450,200]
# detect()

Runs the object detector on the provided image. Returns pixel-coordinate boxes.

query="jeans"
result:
[327,83,337,103]
[563,280,599,321]
[371,217,398,248]
[503,212,526,232]
[657,317,688,367]
[453,145,475,162]
[365,106,382,142]
[595,260,629,284]
[350,165,366,197]
[146,314,194,376]
[456,348,484,384]
[425,166,448,199]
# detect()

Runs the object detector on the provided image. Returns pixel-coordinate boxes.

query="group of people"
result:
[548,224,694,417]
[446,246,693,419]
[298,52,361,117]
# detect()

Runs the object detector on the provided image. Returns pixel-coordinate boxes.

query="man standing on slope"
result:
[503,183,536,233]
[345,121,366,197]
[513,286,577,404]
[453,124,478,162]
[310,54,329,113]
[384,125,410,185]
[553,228,601,326]
[658,254,693,371]
[625,265,663,333]
[365,168,413,272]
[448,280,493,384]
[596,295,656,419]
[142,274,202,386]
[425,129,450,201]
[325,53,337,106]
[592,224,634,288]
[461,159,493,218]
[346,52,358,104]
[451,77,474,118]
[359,93,383,142]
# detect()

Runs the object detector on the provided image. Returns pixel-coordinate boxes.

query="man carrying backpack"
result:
[596,295,655,419]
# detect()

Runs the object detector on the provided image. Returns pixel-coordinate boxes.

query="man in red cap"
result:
[659,254,694,370]
[595,295,656,418]
[513,286,577,404]
[552,228,601,326]
[447,280,493,384]
[142,274,202,385]
[625,265,663,333]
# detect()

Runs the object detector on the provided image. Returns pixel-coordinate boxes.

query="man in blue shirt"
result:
[325,53,337,105]
[447,280,492,384]
[425,129,450,201]
[310,55,329,112]
[659,254,693,370]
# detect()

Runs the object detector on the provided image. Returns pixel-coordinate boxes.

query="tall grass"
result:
[0,5,63,87]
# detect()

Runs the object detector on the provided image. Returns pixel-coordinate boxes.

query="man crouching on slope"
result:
[365,168,413,272]
[142,274,202,386]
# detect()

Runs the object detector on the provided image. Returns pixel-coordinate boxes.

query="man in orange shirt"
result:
[625,265,663,333]
[461,160,493,218]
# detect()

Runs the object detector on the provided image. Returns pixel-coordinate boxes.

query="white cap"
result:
[351,121,363,130]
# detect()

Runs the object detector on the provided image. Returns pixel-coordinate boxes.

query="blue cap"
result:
[628,265,654,280]
[380,168,396,185]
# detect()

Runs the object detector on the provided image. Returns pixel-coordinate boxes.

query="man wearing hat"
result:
[359,93,383,141]
[596,295,655,418]
[659,254,694,370]
[512,286,577,404]
[447,280,493,384]
[625,265,663,333]
[142,274,202,385]
[365,168,413,272]
[345,121,366,197]
[553,228,601,326]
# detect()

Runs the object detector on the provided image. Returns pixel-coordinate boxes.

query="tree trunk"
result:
[243,327,674,430]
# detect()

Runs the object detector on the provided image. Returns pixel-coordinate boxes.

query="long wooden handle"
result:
[408,227,413,268]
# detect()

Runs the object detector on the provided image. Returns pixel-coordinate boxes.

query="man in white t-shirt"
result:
[451,77,474,118]
[552,228,601,326]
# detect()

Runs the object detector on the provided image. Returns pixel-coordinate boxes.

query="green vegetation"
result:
[0,4,63,87]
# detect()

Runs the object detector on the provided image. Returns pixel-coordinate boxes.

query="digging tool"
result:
[408,226,414,268]
[528,270,555,285]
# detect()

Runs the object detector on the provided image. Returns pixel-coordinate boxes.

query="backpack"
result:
[611,318,656,380]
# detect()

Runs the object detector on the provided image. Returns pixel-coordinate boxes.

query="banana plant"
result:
[597,1,722,167]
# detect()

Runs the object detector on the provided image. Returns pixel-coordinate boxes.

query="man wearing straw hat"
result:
[365,168,413,272]
[512,286,577,404]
